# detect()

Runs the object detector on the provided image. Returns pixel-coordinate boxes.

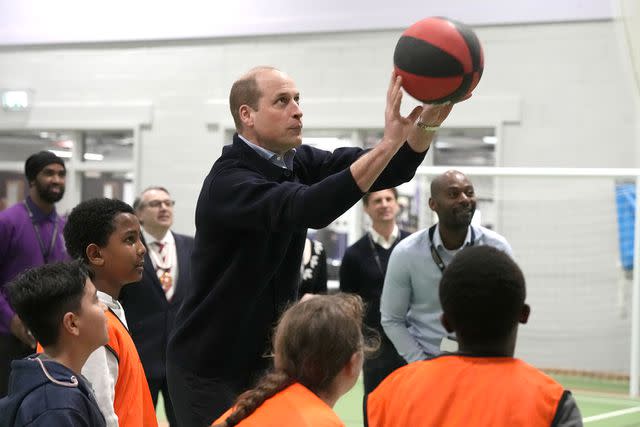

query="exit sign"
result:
[1,90,31,112]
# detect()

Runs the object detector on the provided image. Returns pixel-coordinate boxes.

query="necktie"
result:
[153,241,173,297]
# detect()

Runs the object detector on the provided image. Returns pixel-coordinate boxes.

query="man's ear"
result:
[441,313,454,334]
[428,197,437,212]
[519,304,531,324]
[85,243,105,267]
[61,311,80,337]
[239,105,254,128]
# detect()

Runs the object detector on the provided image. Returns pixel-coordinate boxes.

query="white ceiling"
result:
[0,0,615,46]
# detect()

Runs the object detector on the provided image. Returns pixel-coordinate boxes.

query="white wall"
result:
[620,0,640,91]
[0,19,638,372]
[0,20,636,232]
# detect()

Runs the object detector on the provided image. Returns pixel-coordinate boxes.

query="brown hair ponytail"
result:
[211,293,369,427]
[214,371,293,427]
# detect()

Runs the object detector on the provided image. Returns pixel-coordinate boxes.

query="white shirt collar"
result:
[238,134,296,170]
[369,224,400,250]
[141,227,174,246]
[432,224,476,251]
[97,290,128,328]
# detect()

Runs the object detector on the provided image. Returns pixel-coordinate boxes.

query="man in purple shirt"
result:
[0,151,70,397]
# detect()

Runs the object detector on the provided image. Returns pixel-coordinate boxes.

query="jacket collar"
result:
[230,133,295,181]
[24,195,58,223]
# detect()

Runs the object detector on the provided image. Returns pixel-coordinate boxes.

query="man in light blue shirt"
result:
[381,170,512,362]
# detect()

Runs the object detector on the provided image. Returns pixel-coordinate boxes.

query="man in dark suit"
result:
[340,188,409,397]
[120,186,194,427]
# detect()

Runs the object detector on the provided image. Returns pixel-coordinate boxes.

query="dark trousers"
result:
[363,336,406,395]
[166,361,237,427]
[0,334,31,398]
[148,375,177,426]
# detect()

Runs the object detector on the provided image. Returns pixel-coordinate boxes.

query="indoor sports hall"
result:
[1,1,639,426]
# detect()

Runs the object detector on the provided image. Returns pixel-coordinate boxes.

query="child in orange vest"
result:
[212,293,369,427]
[63,198,157,427]
[366,246,583,427]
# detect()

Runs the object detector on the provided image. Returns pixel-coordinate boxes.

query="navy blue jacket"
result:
[168,134,426,389]
[340,230,411,331]
[0,356,105,427]
[120,232,194,382]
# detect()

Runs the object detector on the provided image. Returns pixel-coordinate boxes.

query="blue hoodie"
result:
[0,356,105,427]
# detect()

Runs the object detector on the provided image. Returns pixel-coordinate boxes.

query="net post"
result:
[630,176,640,396]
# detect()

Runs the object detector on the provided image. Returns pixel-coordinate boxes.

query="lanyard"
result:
[428,225,475,273]
[23,201,59,263]
[367,233,385,276]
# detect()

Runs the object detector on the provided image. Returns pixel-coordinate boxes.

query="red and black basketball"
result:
[393,17,484,104]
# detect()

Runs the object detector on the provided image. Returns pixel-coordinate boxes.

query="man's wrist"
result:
[416,122,440,132]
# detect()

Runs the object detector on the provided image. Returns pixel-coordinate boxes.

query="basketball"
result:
[393,17,484,104]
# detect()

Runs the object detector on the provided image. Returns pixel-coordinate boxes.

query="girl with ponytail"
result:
[211,293,371,427]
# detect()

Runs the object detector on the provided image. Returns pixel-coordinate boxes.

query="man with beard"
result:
[0,151,69,397]
[381,170,512,363]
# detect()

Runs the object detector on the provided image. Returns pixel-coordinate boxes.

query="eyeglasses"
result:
[144,199,175,208]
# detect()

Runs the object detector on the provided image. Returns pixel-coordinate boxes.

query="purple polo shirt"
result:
[0,197,69,334]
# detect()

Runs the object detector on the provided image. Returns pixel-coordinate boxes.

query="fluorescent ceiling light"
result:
[482,136,497,145]
[48,149,72,158]
[434,141,454,149]
[83,153,104,161]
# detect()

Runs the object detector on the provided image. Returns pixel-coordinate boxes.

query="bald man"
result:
[381,170,513,363]
[167,66,461,425]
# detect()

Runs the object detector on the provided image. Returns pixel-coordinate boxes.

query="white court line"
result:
[583,405,640,423]
[578,395,640,406]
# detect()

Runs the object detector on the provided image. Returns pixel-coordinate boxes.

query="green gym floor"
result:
[157,374,640,426]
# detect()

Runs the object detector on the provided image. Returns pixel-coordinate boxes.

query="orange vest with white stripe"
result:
[366,355,566,427]
[213,382,345,427]
[105,310,158,427]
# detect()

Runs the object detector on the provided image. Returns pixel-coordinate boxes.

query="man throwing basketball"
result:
[167,66,461,426]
